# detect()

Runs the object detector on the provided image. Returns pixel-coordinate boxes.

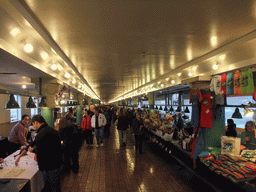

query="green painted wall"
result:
[41,108,54,128]
[76,106,82,125]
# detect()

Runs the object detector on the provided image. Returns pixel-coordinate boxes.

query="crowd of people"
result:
[2,104,256,191]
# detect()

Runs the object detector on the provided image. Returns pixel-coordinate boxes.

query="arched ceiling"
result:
[1,0,256,103]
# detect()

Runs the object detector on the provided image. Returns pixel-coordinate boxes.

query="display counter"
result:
[146,129,256,192]
[0,150,44,192]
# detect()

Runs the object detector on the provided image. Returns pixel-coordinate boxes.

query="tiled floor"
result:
[61,124,219,192]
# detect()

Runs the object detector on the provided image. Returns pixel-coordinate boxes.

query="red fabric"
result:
[34,154,37,162]
[200,93,212,128]
[81,116,93,131]
[221,74,227,95]
[191,126,199,159]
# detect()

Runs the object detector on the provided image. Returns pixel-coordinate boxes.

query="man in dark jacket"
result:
[15,115,63,192]
[132,112,144,154]
[226,119,237,137]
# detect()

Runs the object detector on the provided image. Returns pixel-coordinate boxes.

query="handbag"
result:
[221,136,241,156]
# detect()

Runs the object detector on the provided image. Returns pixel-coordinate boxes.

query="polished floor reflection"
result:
[61,124,218,192]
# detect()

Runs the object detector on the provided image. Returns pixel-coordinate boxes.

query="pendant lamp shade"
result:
[5,94,20,110]
[39,96,47,108]
[26,96,36,108]
[164,106,168,111]
[169,106,174,112]
[231,107,242,119]
[244,107,253,117]
[176,106,181,112]
[159,106,163,110]
[184,106,190,113]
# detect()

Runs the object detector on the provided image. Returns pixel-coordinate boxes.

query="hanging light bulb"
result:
[212,63,219,70]
[51,63,58,71]
[23,43,33,53]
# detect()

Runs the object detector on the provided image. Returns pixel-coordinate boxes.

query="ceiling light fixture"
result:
[10,27,20,36]
[188,72,192,77]
[160,84,164,88]
[25,96,36,108]
[177,73,181,76]
[212,63,219,70]
[64,73,70,79]
[23,43,33,53]
[5,94,20,110]
[51,63,58,71]
[165,78,169,81]
[57,64,63,71]
[244,107,253,117]
[231,107,242,119]
[72,78,76,84]
[22,85,27,89]
[171,80,175,84]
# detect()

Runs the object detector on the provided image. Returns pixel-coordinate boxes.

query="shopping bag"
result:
[221,136,241,156]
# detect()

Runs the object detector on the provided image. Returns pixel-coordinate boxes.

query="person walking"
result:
[91,108,107,147]
[117,108,129,147]
[59,114,80,174]
[132,112,145,154]
[81,110,94,146]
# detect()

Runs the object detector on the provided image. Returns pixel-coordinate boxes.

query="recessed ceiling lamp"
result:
[72,78,76,84]
[40,52,49,60]
[57,64,63,71]
[23,43,33,53]
[177,73,181,76]
[10,27,20,36]
[188,72,192,77]
[22,85,27,89]
[158,81,161,84]
[78,85,82,89]
[219,54,226,60]
[51,63,58,71]
[165,78,170,81]
[171,80,175,84]
[64,73,70,79]
[160,84,164,88]
[212,63,219,70]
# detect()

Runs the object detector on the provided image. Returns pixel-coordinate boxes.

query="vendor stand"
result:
[0,150,44,192]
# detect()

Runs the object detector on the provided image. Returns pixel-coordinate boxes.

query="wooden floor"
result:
[61,124,217,192]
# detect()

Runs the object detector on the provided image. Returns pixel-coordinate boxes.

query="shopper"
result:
[226,119,237,137]
[81,110,94,146]
[117,108,129,147]
[240,121,256,150]
[103,108,111,138]
[59,113,80,173]
[8,114,30,154]
[15,115,63,192]
[176,113,184,131]
[91,108,107,147]
[132,112,144,154]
